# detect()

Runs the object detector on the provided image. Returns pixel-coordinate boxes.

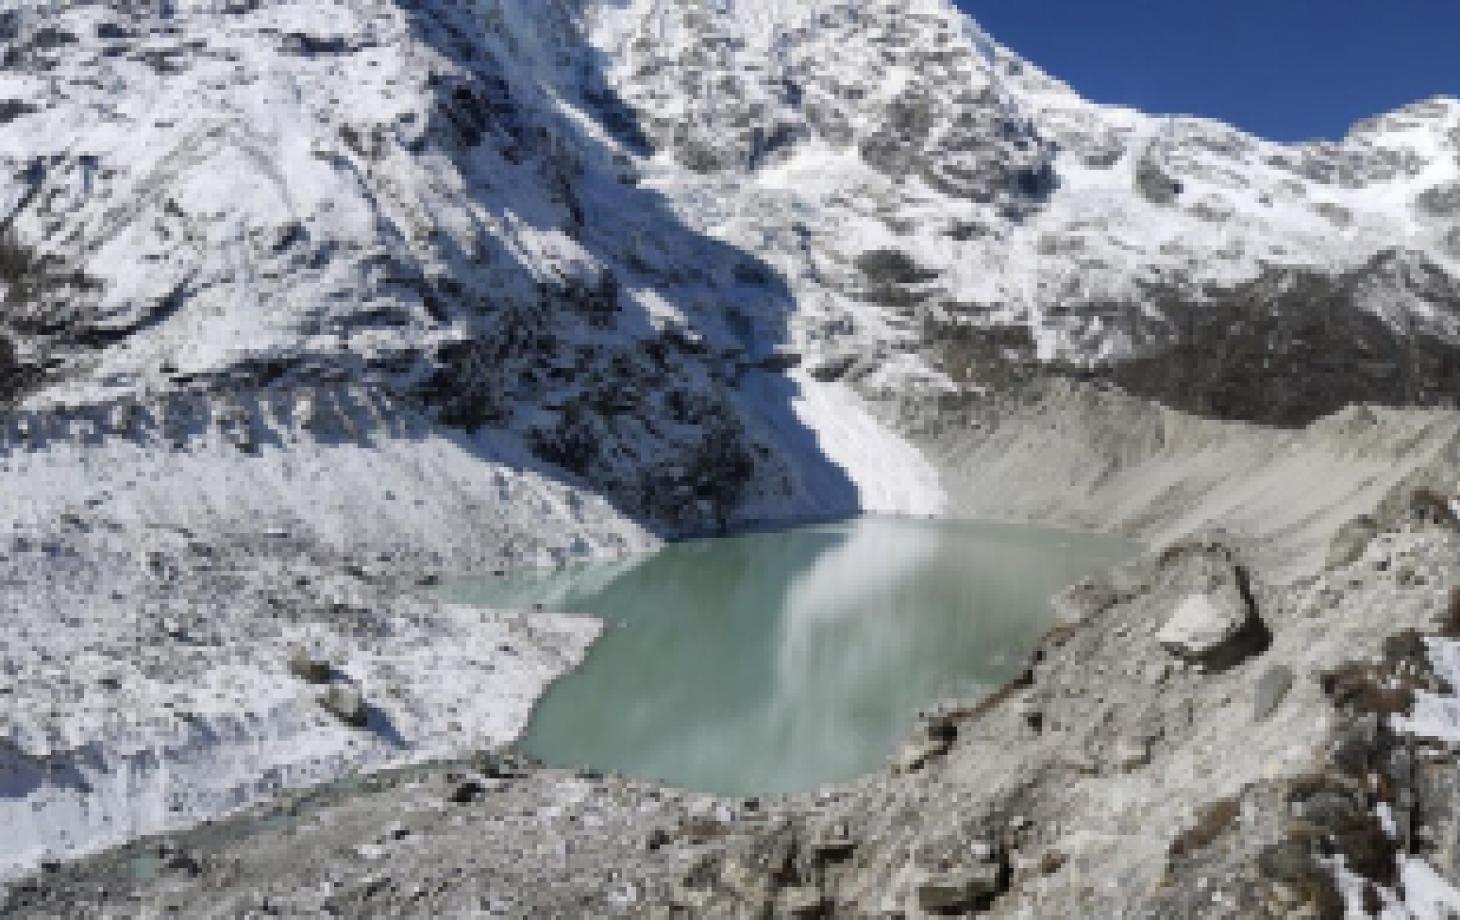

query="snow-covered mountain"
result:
[5,0,1460,882]
[1,0,1459,522]
[592,0,1460,424]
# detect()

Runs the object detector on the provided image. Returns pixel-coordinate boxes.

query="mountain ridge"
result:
[5,0,1460,901]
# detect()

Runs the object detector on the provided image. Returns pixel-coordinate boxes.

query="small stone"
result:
[1050,577,1120,627]
[288,649,332,684]
[1114,737,1151,771]
[921,712,959,743]
[383,822,409,841]
[777,886,826,918]
[1326,516,1380,569]
[892,736,949,775]
[1253,665,1295,721]
[320,684,367,728]
[447,780,485,804]
[1039,849,1067,875]
[812,829,856,862]
[474,750,527,779]
[668,883,714,911]
[719,857,773,901]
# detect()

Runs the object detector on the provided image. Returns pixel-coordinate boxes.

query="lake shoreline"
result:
[450,515,1136,796]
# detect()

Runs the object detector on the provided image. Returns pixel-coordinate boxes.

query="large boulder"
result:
[1156,587,1252,660]
[1153,540,1268,669]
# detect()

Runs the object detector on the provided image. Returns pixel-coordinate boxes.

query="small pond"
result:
[441,516,1138,796]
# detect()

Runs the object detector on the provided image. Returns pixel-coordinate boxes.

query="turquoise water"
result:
[441,516,1137,796]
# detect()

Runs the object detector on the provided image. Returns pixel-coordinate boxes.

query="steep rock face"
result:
[589,0,1460,425]
[1104,252,1460,425]
[0,0,865,536]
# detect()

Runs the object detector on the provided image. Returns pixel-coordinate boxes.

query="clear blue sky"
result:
[958,0,1459,141]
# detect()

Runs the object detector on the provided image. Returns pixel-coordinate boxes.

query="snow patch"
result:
[1393,638,1460,744]
[786,374,946,517]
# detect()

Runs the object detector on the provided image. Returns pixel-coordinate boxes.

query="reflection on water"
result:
[441,516,1137,795]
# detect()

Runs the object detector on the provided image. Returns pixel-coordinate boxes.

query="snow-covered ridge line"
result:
[2,0,1459,518]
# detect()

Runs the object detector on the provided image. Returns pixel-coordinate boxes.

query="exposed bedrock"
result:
[1100,253,1460,427]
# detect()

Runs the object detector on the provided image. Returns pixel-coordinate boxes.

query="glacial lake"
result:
[441,516,1138,796]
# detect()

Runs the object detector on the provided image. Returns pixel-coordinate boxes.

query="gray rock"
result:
[776,886,826,918]
[1113,737,1151,772]
[288,649,332,684]
[1253,665,1295,721]
[892,736,950,775]
[643,827,673,852]
[1326,515,1379,569]
[1135,157,1183,205]
[914,864,1002,912]
[667,883,715,911]
[320,684,367,728]
[811,827,856,862]
[1416,181,1460,217]
[447,780,485,804]
[474,750,528,779]
[1445,226,1460,260]
[808,353,858,383]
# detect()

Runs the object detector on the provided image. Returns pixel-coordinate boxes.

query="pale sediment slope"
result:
[927,381,1460,578]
